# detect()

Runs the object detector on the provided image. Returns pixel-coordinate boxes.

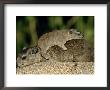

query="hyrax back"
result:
[46,45,74,62]
[46,39,94,62]
[64,39,94,62]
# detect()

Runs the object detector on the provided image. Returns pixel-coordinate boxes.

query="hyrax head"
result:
[16,45,42,68]
[67,29,84,39]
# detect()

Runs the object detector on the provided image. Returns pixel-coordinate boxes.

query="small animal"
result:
[64,39,94,62]
[38,29,84,59]
[46,39,94,62]
[16,45,46,68]
[46,45,74,62]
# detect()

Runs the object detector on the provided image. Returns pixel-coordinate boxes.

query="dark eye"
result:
[31,48,38,54]
[35,49,38,53]
[22,55,26,60]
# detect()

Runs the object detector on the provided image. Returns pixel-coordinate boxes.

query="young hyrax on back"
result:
[46,39,94,62]
[64,39,94,62]
[38,29,84,60]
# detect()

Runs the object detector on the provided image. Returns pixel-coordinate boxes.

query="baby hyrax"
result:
[46,39,94,62]
[16,45,46,68]
[64,39,94,62]
[46,45,74,62]
[38,29,84,59]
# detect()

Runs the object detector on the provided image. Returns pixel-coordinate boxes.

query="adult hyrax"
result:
[38,29,84,59]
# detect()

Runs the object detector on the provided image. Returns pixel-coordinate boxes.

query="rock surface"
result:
[16,60,94,74]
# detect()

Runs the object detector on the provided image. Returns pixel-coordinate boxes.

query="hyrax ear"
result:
[22,46,28,53]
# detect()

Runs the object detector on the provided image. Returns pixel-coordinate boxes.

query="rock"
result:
[16,61,94,74]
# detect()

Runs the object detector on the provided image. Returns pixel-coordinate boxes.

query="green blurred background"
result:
[16,16,94,55]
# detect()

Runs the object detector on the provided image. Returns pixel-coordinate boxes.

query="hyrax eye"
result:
[35,49,38,53]
[22,55,26,60]
[32,47,39,54]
